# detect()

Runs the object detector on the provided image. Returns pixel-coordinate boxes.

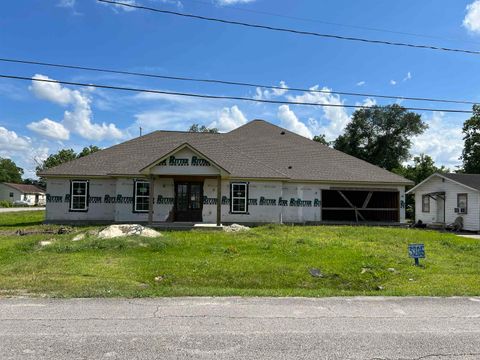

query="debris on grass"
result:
[154,275,164,282]
[97,224,162,239]
[309,268,323,278]
[39,240,52,247]
[72,233,85,242]
[223,224,250,232]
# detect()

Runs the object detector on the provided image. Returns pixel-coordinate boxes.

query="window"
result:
[230,182,248,214]
[457,193,468,213]
[134,180,150,212]
[9,192,13,198]
[70,180,88,211]
[422,195,430,213]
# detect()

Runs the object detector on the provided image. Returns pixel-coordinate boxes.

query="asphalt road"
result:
[0,297,479,360]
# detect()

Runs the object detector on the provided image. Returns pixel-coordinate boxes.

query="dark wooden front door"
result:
[174,182,203,222]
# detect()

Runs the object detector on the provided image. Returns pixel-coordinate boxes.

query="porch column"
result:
[216,176,222,226]
[148,175,154,225]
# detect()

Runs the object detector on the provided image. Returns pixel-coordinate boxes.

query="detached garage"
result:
[38,120,412,225]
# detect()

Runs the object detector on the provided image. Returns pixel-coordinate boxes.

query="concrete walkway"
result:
[0,297,479,359]
[0,207,45,213]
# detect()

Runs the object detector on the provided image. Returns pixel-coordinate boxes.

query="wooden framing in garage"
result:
[321,188,400,223]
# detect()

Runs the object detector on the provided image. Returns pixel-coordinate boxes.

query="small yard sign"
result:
[408,243,425,266]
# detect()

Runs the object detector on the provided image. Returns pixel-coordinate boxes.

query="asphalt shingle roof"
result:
[39,120,412,185]
[2,183,45,194]
[442,173,480,191]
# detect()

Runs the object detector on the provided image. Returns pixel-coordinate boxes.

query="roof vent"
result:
[280,131,285,135]
[288,166,292,169]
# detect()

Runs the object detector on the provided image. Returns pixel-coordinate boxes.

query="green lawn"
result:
[0,210,479,297]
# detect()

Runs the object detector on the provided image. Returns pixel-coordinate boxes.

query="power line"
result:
[184,0,480,46]
[0,57,476,106]
[0,73,472,113]
[98,0,480,55]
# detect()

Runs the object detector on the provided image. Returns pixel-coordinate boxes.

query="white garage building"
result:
[39,120,412,226]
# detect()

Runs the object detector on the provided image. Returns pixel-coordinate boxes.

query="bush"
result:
[0,200,13,208]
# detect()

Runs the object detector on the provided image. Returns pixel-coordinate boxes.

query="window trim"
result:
[69,180,89,212]
[457,193,468,214]
[421,194,430,213]
[230,182,249,214]
[133,180,150,213]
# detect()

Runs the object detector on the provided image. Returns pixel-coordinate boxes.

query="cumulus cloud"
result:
[29,74,123,141]
[464,0,480,33]
[0,127,31,153]
[356,81,366,86]
[411,112,463,169]
[277,105,312,138]
[215,0,256,5]
[355,97,377,108]
[27,118,70,141]
[403,72,412,81]
[390,80,397,85]
[254,81,289,100]
[209,105,248,132]
[287,85,350,140]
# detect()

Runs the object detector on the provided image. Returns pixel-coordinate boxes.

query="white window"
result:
[457,193,468,213]
[422,195,430,213]
[230,182,248,214]
[70,180,88,211]
[134,181,150,212]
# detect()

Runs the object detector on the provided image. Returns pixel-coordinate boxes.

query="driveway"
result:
[0,207,44,213]
[0,297,479,359]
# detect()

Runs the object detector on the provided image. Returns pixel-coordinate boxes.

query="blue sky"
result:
[1,0,480,178]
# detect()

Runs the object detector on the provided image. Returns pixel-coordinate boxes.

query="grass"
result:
[0,211,479,297]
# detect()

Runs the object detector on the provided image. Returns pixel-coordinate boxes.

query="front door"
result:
[174,182,203,222]
[436,197,445,223]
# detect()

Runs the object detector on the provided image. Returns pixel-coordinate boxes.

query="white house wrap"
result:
[39,120,412,225]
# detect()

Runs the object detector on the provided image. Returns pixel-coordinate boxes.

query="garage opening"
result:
[322,189,399,222]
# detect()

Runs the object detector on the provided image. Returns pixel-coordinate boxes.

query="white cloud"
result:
[30,74,73,105]
[356,81,366,86]
[464,0,480,33]
[390,80,397,85]
[209,105,248,132]
[355,97,377,108]
[0,127,31,153]
[403,72,412,81]
[254,81,289,100]
[57,0,75,8]
[27,118,70,141]
[277,105,312,138]
[30,74,123,141]
[215,0,256,5]
[287,85,350,140]
[411,112,463,169]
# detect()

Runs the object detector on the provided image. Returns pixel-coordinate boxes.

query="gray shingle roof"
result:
[2,183,45,194]
[39,120,412,185]
[442,173,480,191]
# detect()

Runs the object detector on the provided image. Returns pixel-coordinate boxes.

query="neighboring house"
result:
[407,173,480,231]
[0,183,46,206]
[38,120,412,225]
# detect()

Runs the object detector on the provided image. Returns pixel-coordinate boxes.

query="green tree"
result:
[0,158,23,183]
[393,154,449,185]
[78,145,101,158]
[36,149,77,174]
[189,124,219,133]
[461,104,480,173]
[313,134,330,146]
[333,104,427,171]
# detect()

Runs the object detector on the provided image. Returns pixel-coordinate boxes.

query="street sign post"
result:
[408,244,425,266]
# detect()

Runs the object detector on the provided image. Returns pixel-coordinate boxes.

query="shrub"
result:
[0,200,13,208]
